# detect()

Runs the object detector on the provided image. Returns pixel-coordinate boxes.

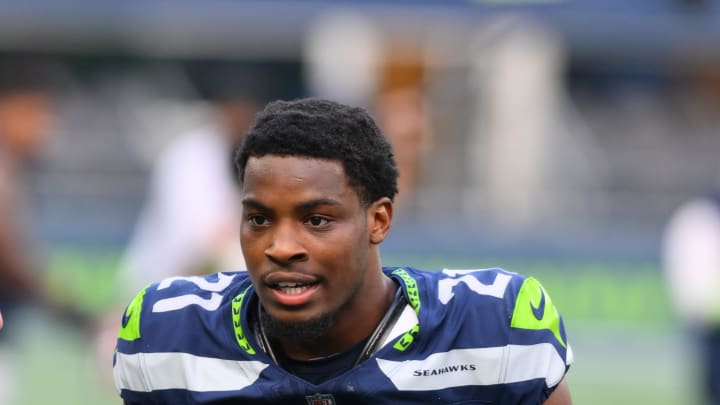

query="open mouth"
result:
[272,281,319,296]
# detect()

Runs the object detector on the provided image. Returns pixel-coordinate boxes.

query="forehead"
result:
[242,155,356,201]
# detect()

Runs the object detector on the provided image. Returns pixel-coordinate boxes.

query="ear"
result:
[367,197,393,244]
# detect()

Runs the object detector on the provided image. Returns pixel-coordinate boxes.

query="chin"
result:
[261,307,336,342]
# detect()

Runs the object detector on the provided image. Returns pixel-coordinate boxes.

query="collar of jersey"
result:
[229,268,422,357]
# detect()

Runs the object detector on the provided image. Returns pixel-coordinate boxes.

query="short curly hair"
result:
[235,98,399,205]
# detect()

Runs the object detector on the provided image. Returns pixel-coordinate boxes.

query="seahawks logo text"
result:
[412,364,477,376]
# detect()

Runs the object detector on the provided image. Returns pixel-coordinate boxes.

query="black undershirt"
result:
[256,283,404,385]
[278,336,370,385]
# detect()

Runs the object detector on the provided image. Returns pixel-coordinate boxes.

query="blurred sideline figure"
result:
[117,62,265,295]
[373,47,433,212]
[0,54,62,405]
[303,13,433,213]
[663,176,720,405]
[467,19,605,230]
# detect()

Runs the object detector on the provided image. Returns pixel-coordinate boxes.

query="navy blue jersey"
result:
[114,267,572,404]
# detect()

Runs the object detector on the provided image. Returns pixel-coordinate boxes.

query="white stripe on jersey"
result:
[506,343,568,387]
[376,343,567,391]
[114,352,269,393]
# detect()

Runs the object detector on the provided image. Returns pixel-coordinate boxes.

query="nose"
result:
[264,221,308,265]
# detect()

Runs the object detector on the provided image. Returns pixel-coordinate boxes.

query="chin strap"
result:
[254,300,280,366]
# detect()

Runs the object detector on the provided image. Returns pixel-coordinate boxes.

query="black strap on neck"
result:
[354,286,406,366]
[253,284,407,372]
[253,299,279,365]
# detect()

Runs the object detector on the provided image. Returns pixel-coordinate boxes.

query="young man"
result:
[114,98,573,404]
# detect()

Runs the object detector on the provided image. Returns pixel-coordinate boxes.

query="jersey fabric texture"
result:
[114,267,572,404]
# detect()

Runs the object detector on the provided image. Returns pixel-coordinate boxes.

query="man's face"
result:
[240,155,372,335]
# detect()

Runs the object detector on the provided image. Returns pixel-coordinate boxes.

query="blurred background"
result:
[1,0,719,403]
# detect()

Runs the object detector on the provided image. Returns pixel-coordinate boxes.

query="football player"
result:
[114,98,572,404]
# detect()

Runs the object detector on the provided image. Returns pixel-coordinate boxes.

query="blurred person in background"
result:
[663,174,720,405]
[0,56,57,314]
[118,61,267,294]
[373,48,433,212]
[0,53,64,404]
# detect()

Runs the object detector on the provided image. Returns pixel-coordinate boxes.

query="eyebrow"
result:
[296,198,342,210]
[241,198,272,211]
[241,198,341,211]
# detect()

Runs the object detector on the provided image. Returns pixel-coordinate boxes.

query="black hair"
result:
[235,98,399,205]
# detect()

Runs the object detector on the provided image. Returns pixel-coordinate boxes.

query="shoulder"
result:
[388,266,569,352]
[381,267,572,400]
[113,271,267,398]
[116,271,251,345]
[388,266,526,309]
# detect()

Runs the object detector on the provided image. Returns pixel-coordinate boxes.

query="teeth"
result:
[280,285,310,295]
[277,282,299,288]
[274,281,313,295]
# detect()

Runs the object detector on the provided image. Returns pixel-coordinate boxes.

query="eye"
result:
[306,216,330,227]
[247,215,270,227]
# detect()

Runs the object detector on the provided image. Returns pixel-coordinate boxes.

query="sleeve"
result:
[505,276,572,401]
[113,286,151,396]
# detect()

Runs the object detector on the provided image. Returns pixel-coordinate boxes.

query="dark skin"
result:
[238,155,572,404]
